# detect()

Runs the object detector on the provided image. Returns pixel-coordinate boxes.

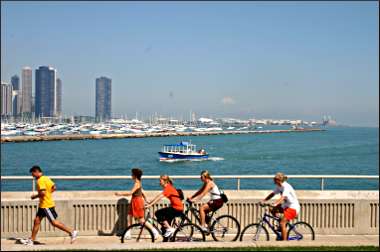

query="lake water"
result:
[1,127,378,191]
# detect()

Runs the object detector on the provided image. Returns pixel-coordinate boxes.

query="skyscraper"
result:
[21,67,33,114]
[56,78,62,117]
[1,82,13,117]
[11,75,21,116]
[11,75,20,90]
[35,66,56,118]
[95,76,112,121]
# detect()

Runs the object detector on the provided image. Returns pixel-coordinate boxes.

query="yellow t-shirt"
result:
[37,176,55,208]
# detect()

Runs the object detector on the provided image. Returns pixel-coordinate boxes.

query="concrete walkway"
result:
[1,235,378,251]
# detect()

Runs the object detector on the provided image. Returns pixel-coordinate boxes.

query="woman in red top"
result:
[145,175,184,238]
[115,168,158,239]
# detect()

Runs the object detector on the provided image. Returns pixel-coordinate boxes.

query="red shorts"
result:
[283,208,297,221]
[129,196,144,219]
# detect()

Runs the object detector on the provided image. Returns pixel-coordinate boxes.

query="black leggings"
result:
[155,207,183,231]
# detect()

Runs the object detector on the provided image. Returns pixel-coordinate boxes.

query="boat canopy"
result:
[164,141,192,147]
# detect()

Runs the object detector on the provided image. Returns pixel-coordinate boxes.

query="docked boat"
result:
[159,141,208,161]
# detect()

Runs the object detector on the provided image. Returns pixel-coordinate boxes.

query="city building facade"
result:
[21,67,33,115]
[56,78,62,117]
[95,76,112,121]
[1,82,13,117]
[35,66,57,118]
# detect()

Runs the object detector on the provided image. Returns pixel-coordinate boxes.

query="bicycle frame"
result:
[258,212,302,241]
[183,203,216,227]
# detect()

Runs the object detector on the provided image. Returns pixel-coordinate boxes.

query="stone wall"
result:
[1,190,378,238]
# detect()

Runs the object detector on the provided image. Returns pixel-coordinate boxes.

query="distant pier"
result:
[0,128,325,143]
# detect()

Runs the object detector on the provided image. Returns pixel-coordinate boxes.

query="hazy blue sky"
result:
[1,1,378,126]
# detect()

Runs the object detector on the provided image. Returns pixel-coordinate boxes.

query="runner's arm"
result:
[141,189,148,202]
[31,189,46,200]
[115,182,139,197]
[51,185,56,193]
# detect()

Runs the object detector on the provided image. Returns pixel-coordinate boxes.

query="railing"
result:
[1,175,378,192]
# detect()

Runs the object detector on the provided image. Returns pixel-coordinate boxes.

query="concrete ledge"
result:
[1,190,378,238]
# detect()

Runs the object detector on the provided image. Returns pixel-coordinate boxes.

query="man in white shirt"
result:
[261,172,300,240]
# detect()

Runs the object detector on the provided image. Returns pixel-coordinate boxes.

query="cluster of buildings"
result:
[1,66,112,122]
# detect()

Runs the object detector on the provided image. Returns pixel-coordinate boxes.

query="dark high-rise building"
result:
[56,78,62,117]
[35,66,56,118]
[95,76,112,121]
[11,75,20,90]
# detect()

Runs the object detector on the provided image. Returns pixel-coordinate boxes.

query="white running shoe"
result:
[123,230,131,240]
[71,230,78,243]
[163,227,175,238]
[152,229,160,240]
[201,226,209,233]
[20,238,34,246]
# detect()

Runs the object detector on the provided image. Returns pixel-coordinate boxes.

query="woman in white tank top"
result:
[187,170,224,231]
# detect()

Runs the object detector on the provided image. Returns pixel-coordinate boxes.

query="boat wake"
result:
[160,157,224,163]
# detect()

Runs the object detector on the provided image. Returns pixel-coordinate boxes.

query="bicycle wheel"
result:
[120,223,154,243]
[210,215,241,241]
[172,223,205,242]
[287,221,315,241]
[240,223,269,241]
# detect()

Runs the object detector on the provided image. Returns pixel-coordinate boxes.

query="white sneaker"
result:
[201,226,209,233]
[163,227,175,238]
[20,238,34,246]
[70,230,78,243]
[124,230,131,240]
[152,229,160,240]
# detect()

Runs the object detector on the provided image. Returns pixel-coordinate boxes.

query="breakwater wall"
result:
[0,128,325,143]
[1,190,378,238]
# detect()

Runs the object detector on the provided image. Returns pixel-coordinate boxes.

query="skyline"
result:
[1,2,378,126]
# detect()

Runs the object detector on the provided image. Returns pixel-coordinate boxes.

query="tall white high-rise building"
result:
[11,75,21,116]
[56,78,62,117]
[21,67,33,114]
[1,82,13,116]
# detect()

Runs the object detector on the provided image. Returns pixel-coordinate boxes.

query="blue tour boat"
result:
[159,141,208,161]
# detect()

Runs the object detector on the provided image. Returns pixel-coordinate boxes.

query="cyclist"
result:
[115,168,159,239]
[187,170,224,233]
[261,172,300,240]
[21,165,78,246]
[145,175,184,238]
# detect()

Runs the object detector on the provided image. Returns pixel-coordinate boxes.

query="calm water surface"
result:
[1,127,378,191]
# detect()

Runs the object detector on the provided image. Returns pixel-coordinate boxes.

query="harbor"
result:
[1,128,325,143]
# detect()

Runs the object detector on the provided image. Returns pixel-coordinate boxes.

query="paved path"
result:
[1,235,378,251]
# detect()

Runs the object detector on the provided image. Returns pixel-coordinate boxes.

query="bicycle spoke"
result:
[211,215,240,242]
[121,224,154,243]
[288,222,315,241]
[172,224,205,242]
[240,224,269,242]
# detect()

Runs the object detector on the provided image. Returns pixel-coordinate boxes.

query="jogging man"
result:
[21,165,78,245]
